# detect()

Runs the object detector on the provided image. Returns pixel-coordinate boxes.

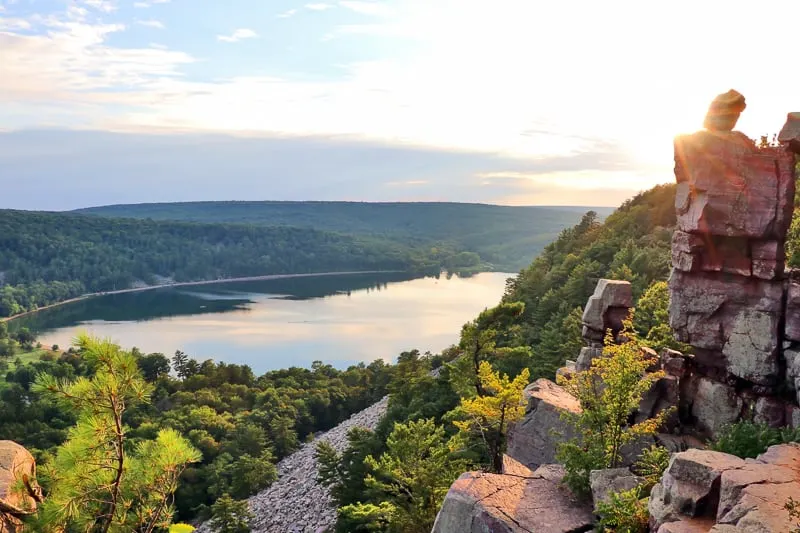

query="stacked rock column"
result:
[668,127,798,434]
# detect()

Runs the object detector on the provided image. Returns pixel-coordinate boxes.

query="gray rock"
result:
[431,471,594,533]
[589,467,644,508]
[723,309,779,385]
[778,111,800,153]
[691,378,743,436]
[506,379,580,469]
[648,449,746,529]
[576,344,602,371]
[753,396,786,428]
[581,279,632,333]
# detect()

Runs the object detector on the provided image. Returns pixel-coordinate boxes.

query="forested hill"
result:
[73,201,613,271]
[0,209,445,318]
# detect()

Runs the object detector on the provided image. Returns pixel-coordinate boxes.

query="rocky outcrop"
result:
[649,444,800,532]
[431,464,594,533]
[506,378,580,469]
[198,396,389,533]
[0,441,39,533]
[703,90,746,132]
[668,105,800,435]
[578,279,632,369]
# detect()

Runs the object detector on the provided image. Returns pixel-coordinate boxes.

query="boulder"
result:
[717,462,796,519]
[673,129,795,239]
[0,441,38,533]
[703,89,746,132]
[506,379,580,469]
[753,396,786,428]
[690,377,743,436]
[648,449,746,529]
[778,111,800,152]
[661,349,688,379]
[431,471,594,533]
[717,480,800,531]
[576,344,602,372]
[581,279,632,334]
[589,467,644,508]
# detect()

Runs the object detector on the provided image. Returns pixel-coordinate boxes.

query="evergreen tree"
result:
[33,334,201,532]
[209,494,253,533]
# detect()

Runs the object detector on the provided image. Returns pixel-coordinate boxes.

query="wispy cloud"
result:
[305,3,334,10]
[136,19,165,29]
[133,0,170,8]
[277,9,298,18]
[83,0,117,13]
[216,28,258,43]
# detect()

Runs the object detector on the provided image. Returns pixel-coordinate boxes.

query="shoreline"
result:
[0,270,405,323]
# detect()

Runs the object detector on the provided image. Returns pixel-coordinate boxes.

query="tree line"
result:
[0,209,485,318]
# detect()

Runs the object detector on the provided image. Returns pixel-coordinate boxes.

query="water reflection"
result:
[12,272,511,372]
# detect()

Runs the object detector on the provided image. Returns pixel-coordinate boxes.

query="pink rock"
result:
[674,131,795,240]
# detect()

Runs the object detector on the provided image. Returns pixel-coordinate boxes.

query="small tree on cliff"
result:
[33,334,201,532]
[556,325,670,495]
[450,362,529,473]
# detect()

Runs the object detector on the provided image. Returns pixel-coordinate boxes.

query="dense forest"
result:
[0,209,465,318]
[74,201,612,271]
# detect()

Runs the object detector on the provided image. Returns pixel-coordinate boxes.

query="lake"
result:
[11,272,512,372]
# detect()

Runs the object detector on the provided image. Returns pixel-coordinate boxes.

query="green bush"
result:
[711,421,800,459]
[632,445,670,492]
[596,487,649,533]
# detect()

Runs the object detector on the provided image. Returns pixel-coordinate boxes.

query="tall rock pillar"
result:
[668,93,799,433]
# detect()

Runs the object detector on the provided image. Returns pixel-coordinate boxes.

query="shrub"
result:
[711,421,800,459]
[632,445,670,492]
[596,487,649,533]
[556,324,671,496]
[786,496,800,533]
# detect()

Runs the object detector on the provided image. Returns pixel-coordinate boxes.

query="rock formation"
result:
[703,90,746,132]
[0,441,39,533]
[669,104,800,435]
[431,462,593,533]
[649,443,800,532]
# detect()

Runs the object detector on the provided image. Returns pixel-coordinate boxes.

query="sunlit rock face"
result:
[667,100,800,435]
[0,441,39,533]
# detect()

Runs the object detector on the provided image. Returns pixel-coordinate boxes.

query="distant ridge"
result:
[74,201,614,271]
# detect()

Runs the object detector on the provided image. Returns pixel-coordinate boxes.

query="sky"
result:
[1,0,799,210]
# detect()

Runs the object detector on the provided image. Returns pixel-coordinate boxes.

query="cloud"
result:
[216,28,258,43]
[133,0,170,7]
[136,19,165,29]
[83,0,116,13]
[305,3,334,10]
[277,9,298,18]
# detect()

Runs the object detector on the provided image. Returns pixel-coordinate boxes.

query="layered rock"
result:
[649,444,800,532]
[668,106,800,435]
[431,464,594,533]
[0,441,39,533]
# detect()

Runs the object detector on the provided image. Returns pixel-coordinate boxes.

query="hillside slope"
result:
[74,201,614,271]
[0,209,440,318]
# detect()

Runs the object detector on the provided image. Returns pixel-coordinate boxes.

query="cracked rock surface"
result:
[431,464,593,533]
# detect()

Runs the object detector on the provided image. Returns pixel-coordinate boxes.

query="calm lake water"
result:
[12,272,511,372]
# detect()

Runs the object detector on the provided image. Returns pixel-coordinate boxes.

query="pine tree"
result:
[33,334,201,532]
[209,494,253,533]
